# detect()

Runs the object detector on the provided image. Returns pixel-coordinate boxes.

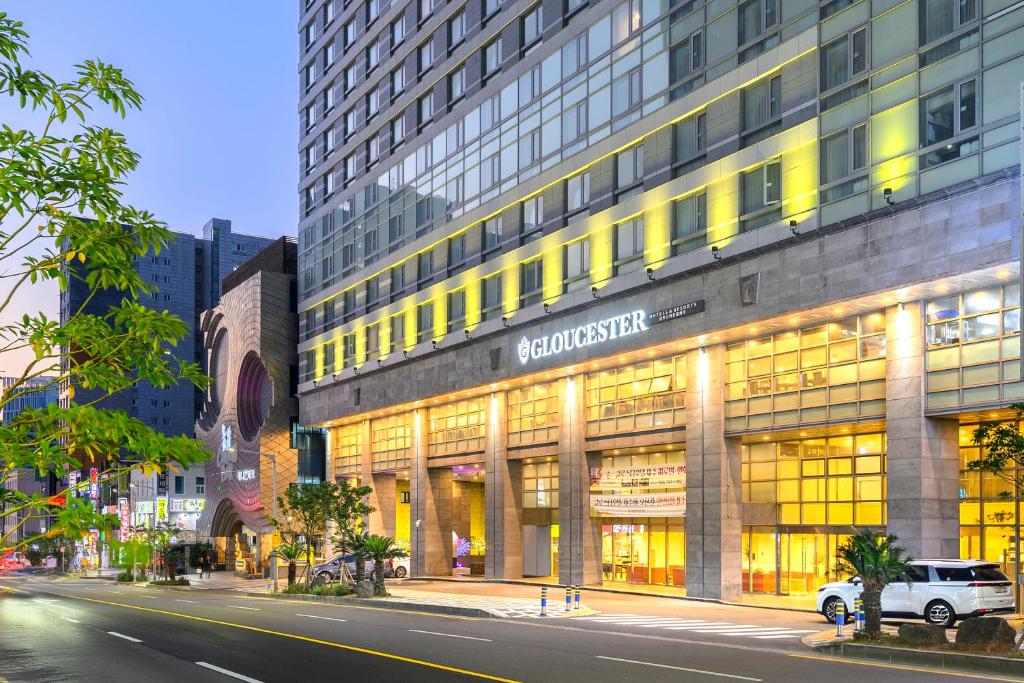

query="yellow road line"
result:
[54,592,518,682]
[789,652,1021,681]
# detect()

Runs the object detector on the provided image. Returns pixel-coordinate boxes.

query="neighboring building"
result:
[60,219,274,535]
[1,376,59,544]
[296,0,1024,599]
[195,237,304,573]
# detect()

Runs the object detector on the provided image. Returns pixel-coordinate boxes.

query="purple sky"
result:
[1,2,298,376]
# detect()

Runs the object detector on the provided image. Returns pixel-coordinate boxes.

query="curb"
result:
[241,591,493,618]
[814,641,1024,677]
[403,577,818,614]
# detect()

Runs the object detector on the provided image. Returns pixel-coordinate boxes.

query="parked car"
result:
[388,556,409,578]
[817,559,1015,627]
[311,554,380,584]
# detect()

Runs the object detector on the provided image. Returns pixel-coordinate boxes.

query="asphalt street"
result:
[0,574,1014,683]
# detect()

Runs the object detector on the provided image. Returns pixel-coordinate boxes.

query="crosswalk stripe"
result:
[753,633,816,639]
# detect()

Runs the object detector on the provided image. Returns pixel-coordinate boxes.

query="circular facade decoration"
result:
[209,327,229,417]
[237,351,273,441]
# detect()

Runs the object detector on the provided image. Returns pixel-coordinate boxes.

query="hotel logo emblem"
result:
[517,337,531,365]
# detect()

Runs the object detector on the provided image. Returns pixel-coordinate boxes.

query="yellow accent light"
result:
[871,99,918,192]
[542,249,562,305]
[464,279,481,331]
[644,202,672,272]
[432,286,447,342]
[589,222,614,288]
[355,327,366,367]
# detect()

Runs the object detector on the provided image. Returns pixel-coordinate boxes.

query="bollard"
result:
[574,585,581,610]
[267,577,273,594]
[540,586,547,617]
[854,598,864,632]
[565,585,572,612]
[835,600,846,637]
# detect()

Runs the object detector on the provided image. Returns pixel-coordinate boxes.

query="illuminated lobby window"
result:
[333,423,362,476]
[585,355,686,435]
[523,460,558,508]
[742,433,887,525]
[508,382,559,446]
[958,423,1019,582]
[371,413,411,470]
[925,284,1022,410]
[725,312,886,432]
[427,397,486,456]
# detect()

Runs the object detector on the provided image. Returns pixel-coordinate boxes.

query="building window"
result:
[391,116,405,145]
[391,66,405,96]
[366,322,380,359]
[509,381,560,447]
[345,18,357,47]
[482,216,502,257]
[417,302,434,343]
[738,0,779,46]
[449,11,466,46]
[743,434,887,532]
[920,79,977,155]
[366,40,380,72]
[521,5,543,50]
[447,233,466,274]
[323,340,336,373]
[742,74,781,141]
[417,249,434,283]
[563,238,591,292]
[332,423,362,476]
[670,29,703,83]
[821,28,867,91]
[427,398,486,456]
[674,112,706,164]
[324,126,336,153]
[562,100,587,145]
[323,298,336,330]
[371,413,412,471]
[566,0,587,14]
[365,89,379,119]
[519,259,543,307]
[921,0,976,45]
[483,0,500,18]
[345,107,357,138]
[366,134,380,165]
[586,355,687,434]
[671,192,706,255]
[447,289,466,332]
[324,41,335,67]
[449,66,466,102]
[392,16,405,45]
[305,21,317,49]
[611,0,641,44]
[725,312,887,431]
[614,217,645,274]
[611,68,641,118]
[820,124,868,202]
[566,172,590,213]
[518,128,541,168]
[303,349,316,383]
[305,61,316,91]
[484,38,501,76]
[481,274,502,320]
[195,477,205,495]
[419,92,433,126]
[522,195,543,236]
[925,285,1021,409]
[174,476,184,495]
[420,0,434,22]
[367,0,379,23]
[390,264,405,296]
[305,102,317,131]
[342,334,355,368]
[344,63,357,92]
[740,160,781,233]
[418,41,434,73]
[616,144,644,189]
[390,313,406,352]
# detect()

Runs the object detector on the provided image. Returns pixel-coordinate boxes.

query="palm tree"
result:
[269,541,307,589]
[836,529,913,637]
[359,534,407,596]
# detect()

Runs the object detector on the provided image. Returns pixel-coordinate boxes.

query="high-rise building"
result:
[296,0,1024,600]
[1,376,59,544]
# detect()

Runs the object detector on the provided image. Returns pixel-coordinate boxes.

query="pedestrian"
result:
[204,551,212,579]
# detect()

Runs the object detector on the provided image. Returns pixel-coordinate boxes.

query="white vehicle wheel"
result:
[394,566,407,578]
[823,596,849,624]
[924,600,956,627]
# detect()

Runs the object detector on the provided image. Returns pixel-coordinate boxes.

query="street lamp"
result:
[225,448,279,592]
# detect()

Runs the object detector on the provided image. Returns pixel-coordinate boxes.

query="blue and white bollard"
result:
[565,585,572,612]
[540,586,547,616]
[835,600,846,637]
[854,598,864,632]
[574,585,581,610]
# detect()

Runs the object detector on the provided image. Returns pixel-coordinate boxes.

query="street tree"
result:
[836,529,914,637]
[273,481,337,586]
[329,478,373,582]
[140,523,180,581]
[359,534,406,597]
[0,11,210,555]
[269,540,307,588]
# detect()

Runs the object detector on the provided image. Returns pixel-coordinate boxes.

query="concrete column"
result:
[485,391,523,579]
[685,345,742,601]
[410,409,453,576]
[558,374,602,586]
[884,302,960,558]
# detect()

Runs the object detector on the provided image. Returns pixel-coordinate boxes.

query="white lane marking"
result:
[408,629,492,642]
[81,587,95,591]
[107,631,142,643]
[596,656,762,681]
[176,599,197,603]
[60,616,80,623]
[296,614,347,622]
[225,605,260,611]
[195,662,264,682]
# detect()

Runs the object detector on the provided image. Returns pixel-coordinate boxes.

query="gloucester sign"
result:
[516,310,649,365]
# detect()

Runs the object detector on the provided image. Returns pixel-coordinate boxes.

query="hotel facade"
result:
[296,0,1024,599]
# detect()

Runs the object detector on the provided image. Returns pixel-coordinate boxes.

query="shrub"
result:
[149,578,190,586]
[117,571,135,583]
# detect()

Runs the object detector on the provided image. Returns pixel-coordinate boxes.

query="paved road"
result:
[0,574,1012,683]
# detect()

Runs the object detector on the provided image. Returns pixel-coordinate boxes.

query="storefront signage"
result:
[516,310,649,365]
[118,498,130,541]
[183,498,205,512]
[170,498,184,513]
[88,468,99,500]
[156,496,168,522]
[68,471,80,497]
[648,299,705,324]
[590,492,686,517]
[236,468,256,482]
[134,501,154,514]
[590,465,686,490]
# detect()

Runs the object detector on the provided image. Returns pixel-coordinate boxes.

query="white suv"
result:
[817,559,1015,627]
